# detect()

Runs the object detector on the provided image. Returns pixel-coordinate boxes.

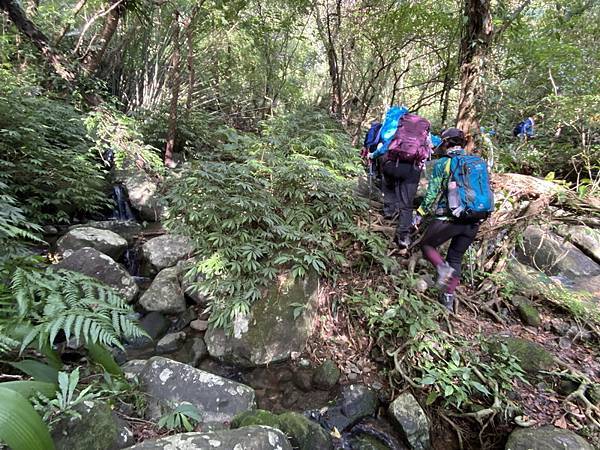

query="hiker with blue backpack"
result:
[413,128,494,312]
[367,106,432,249]
[513,116,535,140]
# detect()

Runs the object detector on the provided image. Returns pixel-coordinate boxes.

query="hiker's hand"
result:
[412,213,423,229]
[367,152,374,160]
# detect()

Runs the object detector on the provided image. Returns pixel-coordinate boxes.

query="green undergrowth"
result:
[164,109,391,329]
[345,275,527,414]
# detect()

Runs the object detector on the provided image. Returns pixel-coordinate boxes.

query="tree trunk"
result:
[0,0,75,82]
[184,8,199,115]
[82,0,123,74]
[164,10,181,168]
[456,0,493,152]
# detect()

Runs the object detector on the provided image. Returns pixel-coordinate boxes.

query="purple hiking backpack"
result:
[386,113,431,163]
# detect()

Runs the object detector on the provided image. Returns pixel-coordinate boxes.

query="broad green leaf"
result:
[425,390,439,405]
[0,381,57,399]
[86,342,123,376]
[0,387,55,450]
[9,360,59,383]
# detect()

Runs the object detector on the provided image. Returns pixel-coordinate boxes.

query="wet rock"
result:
[312,359,341,391]
[505,425,593,450]
[512,296,541,327]
[293,369,314,392]
[555,224,600,265]
[309,384,379,433]
[176,258,209,305]
[139,267,186,314]
[350,434,391,450]
[141,234,195,275]
[190,337,208,366]
[70,221,142,244]
[190,319,209,332]
[55,247,138,303]
[489,336,555,374]
[278,412,332,450]
[517,225,600,279]
[114,169,164,222]
[205,271,319,367]
[126,311,170,349]
[388,392,430,450]
[57,226,128,259]
[156,331,186,354]
[52,400,133,450]
[123,357,256,426]
[123,426,292,450]
[169,307,197,333]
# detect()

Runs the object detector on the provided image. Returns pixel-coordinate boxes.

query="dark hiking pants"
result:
[381,160,421,239]
[419,218,480,278]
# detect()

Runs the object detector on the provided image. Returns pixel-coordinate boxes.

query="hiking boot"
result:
[435,262,456,289]
[439,292,455,312]
[395,235,411,249]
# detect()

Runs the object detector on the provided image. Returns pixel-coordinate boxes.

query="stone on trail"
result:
[512,296,541,327]
[155,331,186,354]
[231,410,332,450]
[555,224,600,265]
[388,392,430,450]
[52,400,133,450]
[205,271,319,367]
[517,225,600,280]
[141,234,195,275]
[139,266,186,314]
[55,247,138,303]
[489,335,555,374]
[57,226,128,259]
[123,425,292,450]
[312,359,341,391]
[122,357,256,426]
[505,425,593,450]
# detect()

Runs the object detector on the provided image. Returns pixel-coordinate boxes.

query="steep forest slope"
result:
[0,1,599,450]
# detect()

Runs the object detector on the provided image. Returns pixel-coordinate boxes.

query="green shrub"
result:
[0,73,109,223]
[164,109,389,328]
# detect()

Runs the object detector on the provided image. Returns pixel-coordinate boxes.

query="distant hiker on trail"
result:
[513,116,535,140]
[368,108,431,249]
[413,128,494,312]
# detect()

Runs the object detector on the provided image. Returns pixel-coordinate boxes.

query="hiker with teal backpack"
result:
[413,128,494,312]
[368,106,432,249]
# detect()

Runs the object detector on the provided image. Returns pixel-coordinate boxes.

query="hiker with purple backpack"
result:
[368,111,433,249]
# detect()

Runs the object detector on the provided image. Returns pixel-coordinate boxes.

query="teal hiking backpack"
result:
[445,155,494,220]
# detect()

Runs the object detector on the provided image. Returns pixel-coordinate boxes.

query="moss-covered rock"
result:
[350,434,389,450]
[205,271,320,367]
[312,359,340,390]
[388,392,430,450]
[489,336,555,374]
[505,425,593,450]
[231,410,281,429]
[278,412,332,450]
[52,400,133,450]
[512,296,541,327]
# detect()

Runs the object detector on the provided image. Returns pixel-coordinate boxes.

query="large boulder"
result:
[505,425,593,450]
[57,227,128,260]
[52,400,133,450]
[205,272,319,367]
[516,225,600,280]
[70,221,142,244]
[388,392,430,450]
[139,267,186,314]
[123,357,256,426]
[141,235,195,275]
[555,225,600,265]
[115,170,164,222]
[124,426,292,450]
[55,247,138,303]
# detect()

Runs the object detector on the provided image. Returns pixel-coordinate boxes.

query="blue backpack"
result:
[363,122,382,152]
[445,155,494,220]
